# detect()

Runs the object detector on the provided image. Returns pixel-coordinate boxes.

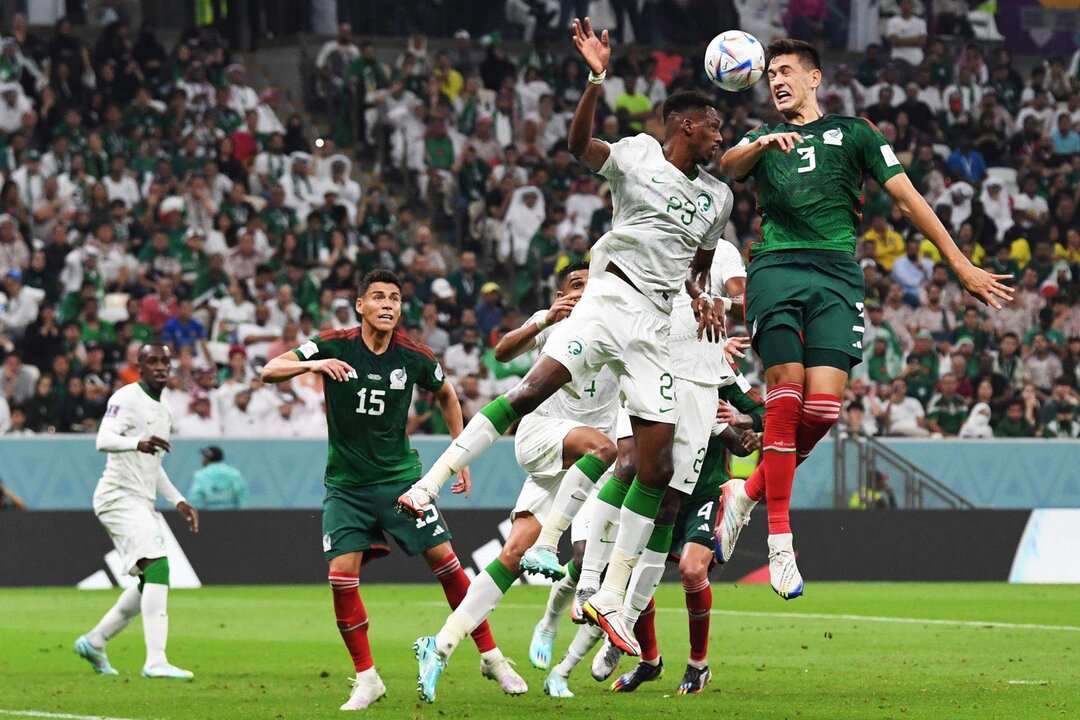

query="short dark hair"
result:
[557,260,589,288]
[662,90,714,122]
[765,38,821,72]
[359,269,401,296]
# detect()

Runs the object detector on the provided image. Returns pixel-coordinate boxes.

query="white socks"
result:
[579,498,622,591]
[592,506,654,608]
[87,585,142,648]
[540,572,577,633]
[552,624,603,677]
[434,571,505,657]
[141,583,169,667]
[534,469,592,549]
[416,412,503,496]
[622,548,667,627]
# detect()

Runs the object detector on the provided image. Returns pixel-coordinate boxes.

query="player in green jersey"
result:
[716,39,1013,600]
[261,269,525,710]
[611,381,764,695]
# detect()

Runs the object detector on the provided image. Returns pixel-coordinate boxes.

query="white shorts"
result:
[670,377,721,495]
[95,498,169,576]
[615,409,633,440]
[512,414,583,521]
[542,270,675,424]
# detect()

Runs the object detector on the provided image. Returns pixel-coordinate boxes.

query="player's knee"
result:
[639,452,674,487]
[680,561,707,586]
[613,451,637,482]
[586,437,617,467]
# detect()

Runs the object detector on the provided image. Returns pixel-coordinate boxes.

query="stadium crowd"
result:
[0,3,1078,444]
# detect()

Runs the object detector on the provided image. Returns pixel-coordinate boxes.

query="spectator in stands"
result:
[892,238,934,306]
[1042,404,1080,439]
[885,0,926,72]
[1024,332,1064,395]
[188,445,249,510]
[443,325,482,378]
[994,399,1036,438]
[926,373,968,437]
[879,377,929,437]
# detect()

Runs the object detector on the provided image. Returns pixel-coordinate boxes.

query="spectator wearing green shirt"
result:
[926,373,969,437]
[1023,307,1066,354]
[188,446,249,510]
[902,330,938,405]
[1042,405,1080,438]
[994,400,1036,437]
[614,73,651,133]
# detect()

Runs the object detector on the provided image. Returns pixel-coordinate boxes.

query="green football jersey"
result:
[690,380,765,501]
[740,116,905,256]
[293,328,445,487]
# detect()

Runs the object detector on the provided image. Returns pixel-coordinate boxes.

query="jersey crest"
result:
[389,367,408,390]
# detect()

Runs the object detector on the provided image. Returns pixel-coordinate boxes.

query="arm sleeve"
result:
[720,383,766,432]
[156,467,186,506]
[596,135,640,181]
[417,353,446,393]
[95,399,140,452]
[292,331,336,361]
[710,239,747,294]
[858,119,906,186]
[528,310,554,350]
[730,125,768,180]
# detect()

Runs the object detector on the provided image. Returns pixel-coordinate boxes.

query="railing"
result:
[834,429,976,510]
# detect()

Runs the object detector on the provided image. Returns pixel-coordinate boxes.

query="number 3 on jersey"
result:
[356,388,385,415]
[797,146,816,173]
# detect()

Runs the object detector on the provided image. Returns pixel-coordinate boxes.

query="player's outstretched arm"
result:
[883,173,1014,309]
[567,17,611,172]
[261,350,355,383]
[719,131,805,180]
[435,381,471,496]
[494,293,581,361]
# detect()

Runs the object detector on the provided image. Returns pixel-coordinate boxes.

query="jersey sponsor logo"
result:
[823,128,843,146]
[298,340,319,359]
[390,367,408,390]
[323,533,332,552]
[800,133,815,140]
[566,340,584,357]
[880,144,900,167]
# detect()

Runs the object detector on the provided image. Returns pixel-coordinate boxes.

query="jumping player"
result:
[75,343,199,680]
[261,269,525,710]
[401,17,727,673]
[715,39,1013,598]
[413,261,620,703]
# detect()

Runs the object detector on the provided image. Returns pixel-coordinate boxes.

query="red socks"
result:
[329,572,372,672]
[797,394,842,464]
[635,599,659,663]
[762,383,803,535]
[432,554,497,653]
[683,578,712,664]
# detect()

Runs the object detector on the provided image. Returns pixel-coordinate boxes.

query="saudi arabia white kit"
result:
[93,382,186,576]
[541,133,733,423]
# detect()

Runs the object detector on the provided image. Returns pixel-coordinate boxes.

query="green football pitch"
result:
[1,583,1077,720]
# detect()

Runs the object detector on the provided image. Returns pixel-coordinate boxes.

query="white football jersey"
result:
[670,239,747,385]
[528,310,620,437]
[93,382,176,508]
[593,134,733,313]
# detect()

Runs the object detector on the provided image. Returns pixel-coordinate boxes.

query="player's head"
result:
[358,269,402,333]
[556,260,589,297]
[662,91,722,166]
[136,342,172,392]
[764,39,822,119]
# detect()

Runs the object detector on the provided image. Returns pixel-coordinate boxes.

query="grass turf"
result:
[1,582,1077,719]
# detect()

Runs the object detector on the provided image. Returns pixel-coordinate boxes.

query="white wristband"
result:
[588,70,606,84]
[720,296,733,312]
[534,316,548,331]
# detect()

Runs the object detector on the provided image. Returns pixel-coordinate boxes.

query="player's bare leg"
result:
[584,418,674,655]
[521,427,616,579]
[399,357,572,513]
[328,551,386,710]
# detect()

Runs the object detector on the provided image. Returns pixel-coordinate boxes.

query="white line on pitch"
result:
[397,601,1080,633]
[0,710,146,720]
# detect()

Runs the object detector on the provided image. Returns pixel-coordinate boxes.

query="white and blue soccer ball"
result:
[704,30,765,92]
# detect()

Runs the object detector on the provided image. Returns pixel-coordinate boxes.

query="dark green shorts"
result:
[746,249,865,368]
[670,493,720,559]
[322,480,452,564]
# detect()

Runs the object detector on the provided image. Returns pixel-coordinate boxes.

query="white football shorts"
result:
[94,497,169,576]
[669,376,721,495]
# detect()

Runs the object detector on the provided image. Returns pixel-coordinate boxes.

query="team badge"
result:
[390,368,408,390]
[566,340,584,357]
[696,192,712,214]
[824,128,843,146]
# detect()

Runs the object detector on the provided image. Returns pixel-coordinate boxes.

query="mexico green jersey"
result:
[740,116,905,256]
[691,381,765,500]
[293,328,445,487]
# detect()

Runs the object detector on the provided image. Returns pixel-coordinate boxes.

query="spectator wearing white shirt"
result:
[884,0,926,69]
[11,150,46,209]
[267,284,302,330]
[101,156,140,209]
[0,81,32,134]
[225,64,259,115]
[0,269,45,338]
[442,325,482,378]
[1012,175,1050,229]
[220,386,279,437]
[237,304,282,362]
[175,392,222,437]
[880,378,929,436]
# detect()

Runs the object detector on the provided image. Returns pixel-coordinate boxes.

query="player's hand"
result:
[692,295,723,342]
[723,336,750,366]
[450,466,471,498]
[544,292,581,326]
[177,501,199,533]
[137,436,171,454]
[312,358,355,382]
[954,264,1014,310]
[757,132,805,154]
[717,400,751,429]
[740,429,761,453]
[571,17,610,75]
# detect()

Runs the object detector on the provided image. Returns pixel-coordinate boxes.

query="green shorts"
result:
[670,492,720,559]
[322,480,452,564]
[746,249,865,369]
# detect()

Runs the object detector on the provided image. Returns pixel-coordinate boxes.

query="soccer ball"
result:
[704,30,765,92]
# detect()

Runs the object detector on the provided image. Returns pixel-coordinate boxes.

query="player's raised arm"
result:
[718,130,805,181]
[261,348,355,383]
[882,173,1013,309]
[435,380,472,496]
[566,17,611,172]
[494,295,580,362]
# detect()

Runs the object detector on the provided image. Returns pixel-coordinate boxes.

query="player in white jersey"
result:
[75,344,199,679]
[409,263,621,703]
[404,22,730,694]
